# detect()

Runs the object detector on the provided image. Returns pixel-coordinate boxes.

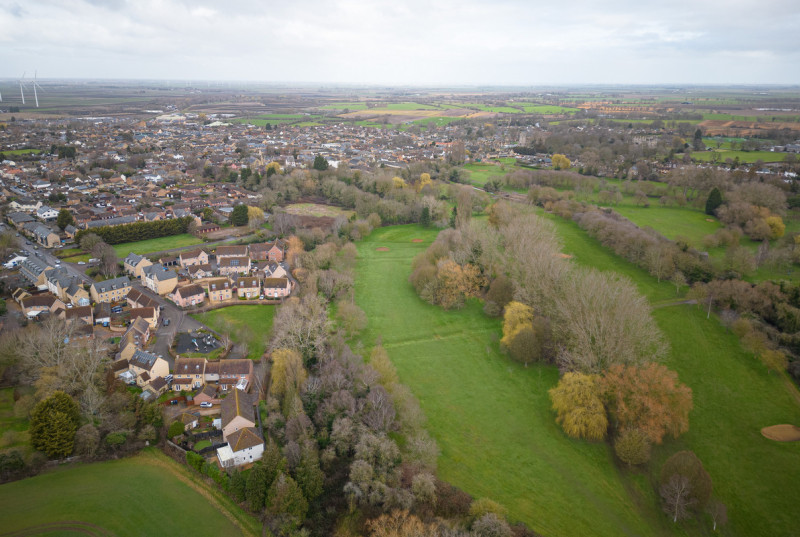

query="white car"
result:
[200,402,213,408]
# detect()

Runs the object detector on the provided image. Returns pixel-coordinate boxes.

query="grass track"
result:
[0,448,259,536]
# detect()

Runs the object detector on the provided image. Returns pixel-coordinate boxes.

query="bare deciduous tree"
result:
[660,474,695,522]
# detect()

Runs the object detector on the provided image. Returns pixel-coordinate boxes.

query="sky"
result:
[0,0,799,85]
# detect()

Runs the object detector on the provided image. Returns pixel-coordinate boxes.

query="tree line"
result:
[74,216,194,245]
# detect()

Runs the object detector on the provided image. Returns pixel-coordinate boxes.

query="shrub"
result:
[614,429,651,466]
[469,497,508,522]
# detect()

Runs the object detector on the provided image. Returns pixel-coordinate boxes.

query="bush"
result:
[469,497,508,521]
[614,429,651,466]
[168,421,185,439]
[473,513,512,537]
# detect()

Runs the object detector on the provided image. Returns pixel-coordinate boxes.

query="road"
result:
[19,243,93,286]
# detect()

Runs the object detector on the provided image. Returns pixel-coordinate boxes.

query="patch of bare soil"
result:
[411,239,423,243]
[376,247,390,251]
[761,424,800,442]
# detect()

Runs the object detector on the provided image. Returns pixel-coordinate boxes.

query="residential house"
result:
[217,427,264,468]
[63,305,93,325]
[179,248,209,268]
[218,359,254,392]
[128,349,169,388]
[90,276,131,303]
[235,277,261,299]
[218,256,250,276]
[262,277,291,298]
[142,265,178,295]
[64,281,91,307]
[6,211,35,230]
[117,316,152,361]
[20,293,65,318]
[28,223,61,248]
[94,302,111,326]
[249,240,285,262]
[215,245,248,260]
[36,205,59,221]
[186,263,214,279]
[171,284,205,307]
[129,307,159,329]
[123,252,153,279]
[220,388,257,439]
[126,288,159,310]
[173,357,207,391]
[205,278,232,302]
[159,255,179,267]
[19,257,53,288]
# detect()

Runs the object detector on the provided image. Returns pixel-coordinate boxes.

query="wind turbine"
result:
[19,72,26,105]
[32,71,42,107]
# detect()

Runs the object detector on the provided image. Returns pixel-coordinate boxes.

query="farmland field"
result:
[111,233,203,258]
[193,305,275,360]
[0,448,260,537]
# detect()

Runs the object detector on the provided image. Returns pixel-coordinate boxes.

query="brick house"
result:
[171,284,206,308]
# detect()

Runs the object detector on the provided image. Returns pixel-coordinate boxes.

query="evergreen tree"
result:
[313,155,329,171]
[29,391,80,458]
[56,209,74,231]
[705,187,723,215]
[230,204,249,227]
[420,206,431,227]
[294,448,324,502]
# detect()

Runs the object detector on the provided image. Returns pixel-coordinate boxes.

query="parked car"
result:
[200,402,213,408]
[77,261,86,265]
[169,399,179,405]
[259,295,265,299]
[163,318,170,326]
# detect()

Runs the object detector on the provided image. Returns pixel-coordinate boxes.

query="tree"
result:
[660,450,713,514]
[472,513,512,537]
[660,474,694,523]
[600,364,693,444]
[367,510,440,537]
[247,206,265,230]
[552,154,571,170]
[230,204,249,227]
[312,155,329,171]
[270,296,329,365]
[246,462,271,513]
[270,348,307,401]
[420,206,431,228]
[168,421,185,439]
[469,497,508,521]
[294,447,324,502]
[705,187,723,215]
[548,373,608,440]
[506,318,552,366]
[765,215,786,239]
[29,391,80,458]
[500,302,534,348]
[614,428,651,466]
[56,209,74,230]
[266,473,308,531]
[73,424,100,458]
[707,500,728,531]
[79,232,103,253]
[336,301,368,337]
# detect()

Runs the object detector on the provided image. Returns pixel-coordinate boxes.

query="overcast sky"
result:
[1,0,798,85]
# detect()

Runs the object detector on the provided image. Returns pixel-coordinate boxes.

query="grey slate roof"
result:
[91,276,131,294]
[130,349,160,371]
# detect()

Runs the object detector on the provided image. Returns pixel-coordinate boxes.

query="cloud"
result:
[0,0,797,84]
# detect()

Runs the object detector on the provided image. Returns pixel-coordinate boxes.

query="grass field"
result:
[0,448,259,536]
[610,206,722,247]
[543,214,800,536]
[193,305,275,360]
[0,148,42,155]
[692,149,786,163]
[462,162,512,186]
[0,387,30,451]
[111,234,203,258]
[356,222,800,537]
[284,202,355,219]
[356,225,659,537]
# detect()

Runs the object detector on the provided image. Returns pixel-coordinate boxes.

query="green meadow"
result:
[194,305,275,360]
[112,233,203,258]
[0,448,259,536]
[355,221,800,537]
